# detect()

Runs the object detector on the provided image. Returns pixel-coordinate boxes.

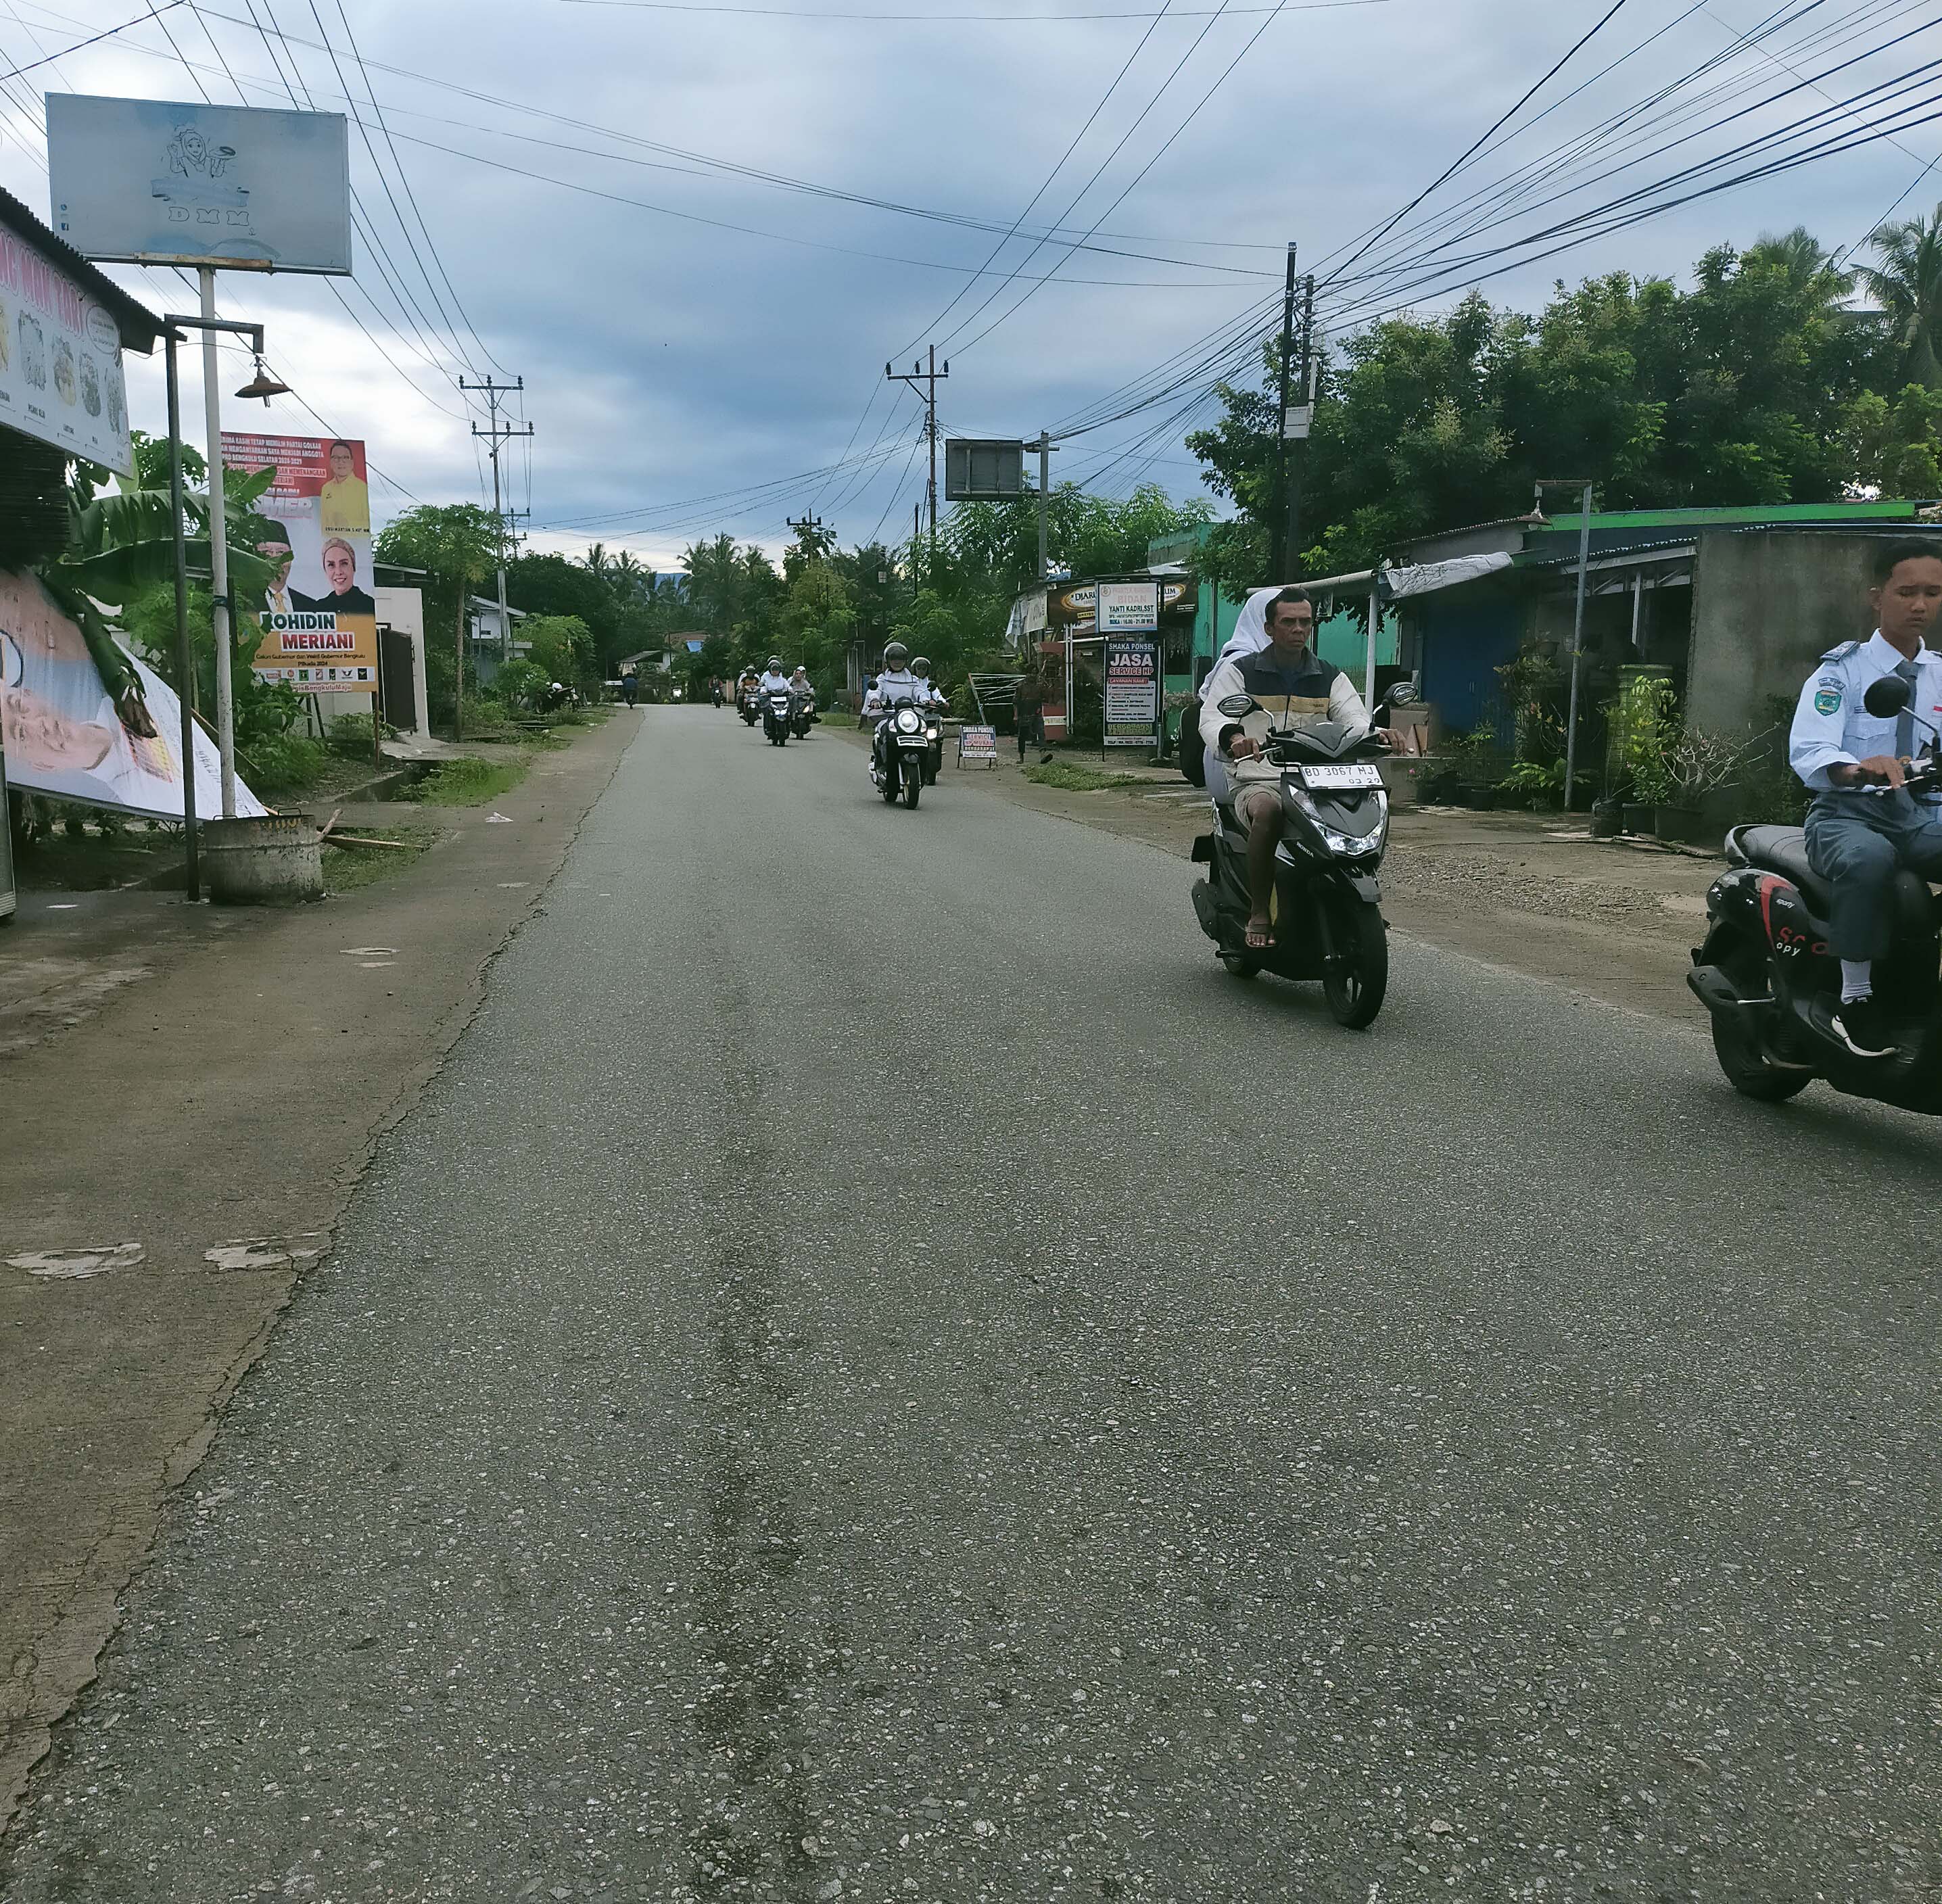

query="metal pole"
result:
[1037,431,1049,583]
[1270,241,1296,579]
[1286,273,1315,572]
[198,268,235,819]
[926,344,939,554]
[1563,481,1593,809]
[1365,582,1380,709]
[164,327,200,903]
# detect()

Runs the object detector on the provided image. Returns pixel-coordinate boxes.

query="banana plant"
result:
[34,448,281,734]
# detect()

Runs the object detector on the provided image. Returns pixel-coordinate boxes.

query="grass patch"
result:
[322,822,441,892]
[403,756,529,807]
[1023,761,1150,793]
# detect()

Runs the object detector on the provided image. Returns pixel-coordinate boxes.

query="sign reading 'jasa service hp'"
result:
[45,94,351,273]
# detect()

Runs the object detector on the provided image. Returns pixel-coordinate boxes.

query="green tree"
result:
[520,613,598,693]
[373,502,502,733]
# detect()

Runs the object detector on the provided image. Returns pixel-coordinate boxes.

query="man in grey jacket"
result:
[1199,587,1370,949]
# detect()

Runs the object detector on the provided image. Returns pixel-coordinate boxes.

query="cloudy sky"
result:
[3,0,1937,565]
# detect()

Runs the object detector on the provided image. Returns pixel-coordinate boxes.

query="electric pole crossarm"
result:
[886,349,949,555]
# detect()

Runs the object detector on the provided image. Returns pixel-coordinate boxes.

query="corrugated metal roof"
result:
[0,183,162,352]
[1515,535,1697,570]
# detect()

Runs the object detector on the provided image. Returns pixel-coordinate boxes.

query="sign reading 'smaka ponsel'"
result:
[222,431,377,693]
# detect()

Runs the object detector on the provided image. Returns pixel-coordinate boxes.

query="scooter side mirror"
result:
[1385,680,1419,708]
[1216,694,1256,719]
[1864,675,1912,717]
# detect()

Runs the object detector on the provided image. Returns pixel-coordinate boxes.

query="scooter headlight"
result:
[1285,782,1387,857]
[895,708,920,734]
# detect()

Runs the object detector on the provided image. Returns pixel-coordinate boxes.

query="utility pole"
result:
[785,512,826,554]
[1535,479,1596,811]
[1285,272,1317,572]
[1031,431,1058,585]
[886,348,949,554]
[1270,243,1297,581]
[461,375,534,717]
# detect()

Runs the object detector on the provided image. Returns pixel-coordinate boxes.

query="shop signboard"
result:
[222,430,378,692]
[0,218,130,472]
[1104,637,1159,748]
[1097,579,1160,634]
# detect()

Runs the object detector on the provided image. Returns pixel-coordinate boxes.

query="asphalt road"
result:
[7,708,1939,1903]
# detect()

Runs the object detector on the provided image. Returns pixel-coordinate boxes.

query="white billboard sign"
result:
[0,218,130,472]
[46,94,351,274]
[1096,579,1160,634]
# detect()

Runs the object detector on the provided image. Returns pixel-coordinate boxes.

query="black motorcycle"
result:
[1688,672,1942,1111]
[871,700,934,810]
[1189,690,1404,1029]
[738,684,759,726]
[790,688,817,739]
[762,688,795,746]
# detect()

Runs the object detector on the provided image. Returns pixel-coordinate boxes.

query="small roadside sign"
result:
[958,725,999,767]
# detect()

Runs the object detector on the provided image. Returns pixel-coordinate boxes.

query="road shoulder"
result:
[0,710,640,1836]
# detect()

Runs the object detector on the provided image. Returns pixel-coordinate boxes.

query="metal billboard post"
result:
[199,268,235,817]
[163,325,199,902]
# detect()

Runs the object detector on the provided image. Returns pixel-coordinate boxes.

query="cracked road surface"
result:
[5,708,1939,1901]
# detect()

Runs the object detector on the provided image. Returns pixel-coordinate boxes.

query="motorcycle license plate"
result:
[1301,763,1381,791]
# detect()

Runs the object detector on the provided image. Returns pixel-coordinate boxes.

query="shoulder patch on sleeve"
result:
[1820,640,1861,662]
[1813,680,1843,716]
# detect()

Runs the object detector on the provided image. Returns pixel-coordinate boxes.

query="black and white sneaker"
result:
[1830,995,1897,1059]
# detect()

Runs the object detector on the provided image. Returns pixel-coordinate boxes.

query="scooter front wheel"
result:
[1323,897,1388,1029]
[902,757,922,809]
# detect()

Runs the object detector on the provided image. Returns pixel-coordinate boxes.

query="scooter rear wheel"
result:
[1218,951,1260,980]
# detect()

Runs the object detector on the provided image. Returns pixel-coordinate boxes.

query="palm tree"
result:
[1745,224,1853,300]
[609,548,644,603]
[1856,205,1942,388]
[581,541,613,580]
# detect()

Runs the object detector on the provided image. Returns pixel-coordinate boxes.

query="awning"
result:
[1382,552,1515,599]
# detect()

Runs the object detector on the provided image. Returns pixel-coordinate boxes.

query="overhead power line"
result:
[0,0,185,78]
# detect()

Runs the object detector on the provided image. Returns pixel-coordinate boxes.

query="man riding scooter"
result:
[1199,587,1373,950]
[1789,538,1942,1057]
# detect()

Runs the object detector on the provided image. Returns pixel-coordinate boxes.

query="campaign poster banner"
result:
[0,219,131,473]
[222,430,378,692]
[0,566,266,818]
[1097,579,1160,634]
[1104,637,1159,747]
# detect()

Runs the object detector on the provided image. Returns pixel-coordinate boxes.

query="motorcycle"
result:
[1187,687,1408,1029]
[738,684,759,726]
[762,688,795,746]
[870,700,936,810]
[1686,671,1942,1112]
[790,688,817,739]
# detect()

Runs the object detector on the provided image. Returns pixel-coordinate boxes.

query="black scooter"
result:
[1189,688,1408,1029]
[1688,672,1942,1112]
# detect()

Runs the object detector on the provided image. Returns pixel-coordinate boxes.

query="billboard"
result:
[0,567,266,819]
[1104,637,1159,747]
[0,219,130,473]
[46,95,352,273]
[222,431,378,693]
[944,439,1024,500]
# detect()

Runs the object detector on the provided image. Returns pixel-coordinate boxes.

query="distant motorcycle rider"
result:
[869,641,925,781]
[911,654,946,781]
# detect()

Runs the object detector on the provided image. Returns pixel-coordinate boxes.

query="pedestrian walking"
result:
[1015,671,1045,760]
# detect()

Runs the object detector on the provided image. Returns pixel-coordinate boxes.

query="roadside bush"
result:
[238,732,328,796]
[325,713,398,759]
